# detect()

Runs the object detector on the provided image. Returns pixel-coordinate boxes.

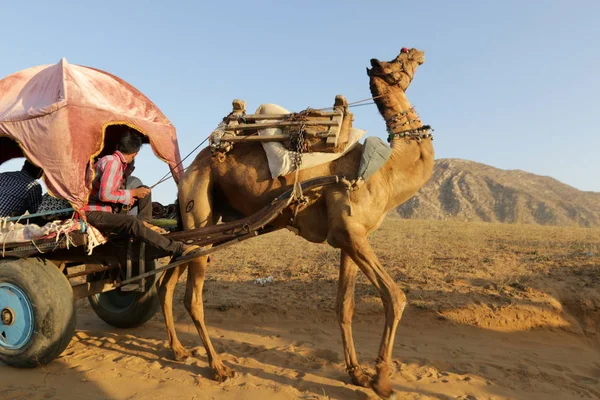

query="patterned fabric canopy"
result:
[0,59,183,211]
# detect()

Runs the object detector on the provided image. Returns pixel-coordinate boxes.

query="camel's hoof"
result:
[371,376,395,399]
[349,368,372,388]
[172,347,192,362]
[212,363,235,382]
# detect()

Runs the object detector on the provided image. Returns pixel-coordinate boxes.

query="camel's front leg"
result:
[337,251,372,387]
[337,232,406,400]
[185,256,235,381]
[157,265,190,361]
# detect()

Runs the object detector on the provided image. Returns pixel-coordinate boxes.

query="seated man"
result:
[120,159,167,233]
[35,159,157,224]
[83,129,197,259]
[0,160,43,218]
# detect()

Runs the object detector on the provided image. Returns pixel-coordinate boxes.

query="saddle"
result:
[210,95,354,155]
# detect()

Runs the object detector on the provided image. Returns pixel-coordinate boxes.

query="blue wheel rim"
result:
[0,283,34,350]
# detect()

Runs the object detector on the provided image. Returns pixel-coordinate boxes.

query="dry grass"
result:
[175,216,600,336]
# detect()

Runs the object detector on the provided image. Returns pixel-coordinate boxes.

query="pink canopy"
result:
[0,58,183,211]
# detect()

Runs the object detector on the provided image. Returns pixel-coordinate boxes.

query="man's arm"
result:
[98,158,133,205]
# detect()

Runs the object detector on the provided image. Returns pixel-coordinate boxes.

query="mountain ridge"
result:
[396,158,600,227]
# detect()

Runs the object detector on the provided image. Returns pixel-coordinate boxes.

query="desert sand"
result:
[1,217,599,399]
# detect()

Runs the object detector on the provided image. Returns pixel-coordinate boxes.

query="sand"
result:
[1,218,599,399]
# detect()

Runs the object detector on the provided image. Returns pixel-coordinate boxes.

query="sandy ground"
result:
[1,218,600,399]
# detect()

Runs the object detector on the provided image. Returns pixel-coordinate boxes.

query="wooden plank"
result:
[220,134,289,142]
[72,280,117,299]
[120,283,144,292]
[225,120,339,131]
[65,263,110,279]
[242,113,292,120]
[326,113,344,145]
[219,133,339,143]
[243,112,341,120]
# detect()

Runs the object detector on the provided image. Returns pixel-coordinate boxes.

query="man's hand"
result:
[131,187,151,199]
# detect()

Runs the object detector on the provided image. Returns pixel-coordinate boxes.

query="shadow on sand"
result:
[68,259,600,400]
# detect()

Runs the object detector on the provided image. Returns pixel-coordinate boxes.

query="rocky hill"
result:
[396,159,600,227]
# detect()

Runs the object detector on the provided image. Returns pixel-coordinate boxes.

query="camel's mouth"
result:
[409,50,425,65]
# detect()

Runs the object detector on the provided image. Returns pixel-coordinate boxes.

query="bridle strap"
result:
[384,107,414,124]
[388,125,434,143]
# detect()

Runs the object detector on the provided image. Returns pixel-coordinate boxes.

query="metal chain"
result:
[385,107,415,124]
[387,118,422,131]
[388,125,434,143]
[290,122,306,171]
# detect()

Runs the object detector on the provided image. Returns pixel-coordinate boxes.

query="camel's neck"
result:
[370,78,435,209]
[370,79,421,141]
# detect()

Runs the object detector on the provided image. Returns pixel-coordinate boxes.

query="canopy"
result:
[0,58,183,211]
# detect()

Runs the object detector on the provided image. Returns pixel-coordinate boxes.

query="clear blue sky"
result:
[2,1,599,204]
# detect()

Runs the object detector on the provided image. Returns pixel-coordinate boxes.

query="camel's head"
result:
[367,48,425,91]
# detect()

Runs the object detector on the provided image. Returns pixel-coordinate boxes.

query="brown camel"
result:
[157,47,434,399]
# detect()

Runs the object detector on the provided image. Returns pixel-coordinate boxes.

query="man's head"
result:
[22,160,43,179]
[117,128,145,163]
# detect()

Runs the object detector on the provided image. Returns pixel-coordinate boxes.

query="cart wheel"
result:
[0,258,75,367]
[87,260,159,329]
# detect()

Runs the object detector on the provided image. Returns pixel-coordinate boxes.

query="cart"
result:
[0,59,341,367]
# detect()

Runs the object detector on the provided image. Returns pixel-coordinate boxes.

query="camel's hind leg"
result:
[158,265,190,360]
[337,251,372,388]
[331,229,406,400]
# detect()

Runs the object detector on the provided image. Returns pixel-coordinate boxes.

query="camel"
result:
[157,47,434,399]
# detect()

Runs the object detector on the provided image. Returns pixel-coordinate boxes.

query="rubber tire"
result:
[87,260,159,329]
[0,258,76,368]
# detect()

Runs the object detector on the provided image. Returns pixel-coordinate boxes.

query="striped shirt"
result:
[0,171,42,217]
[82,151,133,213]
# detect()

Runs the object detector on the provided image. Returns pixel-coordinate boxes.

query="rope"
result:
[30,239,45,254]
[149,136,210,189]
[314,87,407,112]
[1,217,10,257]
